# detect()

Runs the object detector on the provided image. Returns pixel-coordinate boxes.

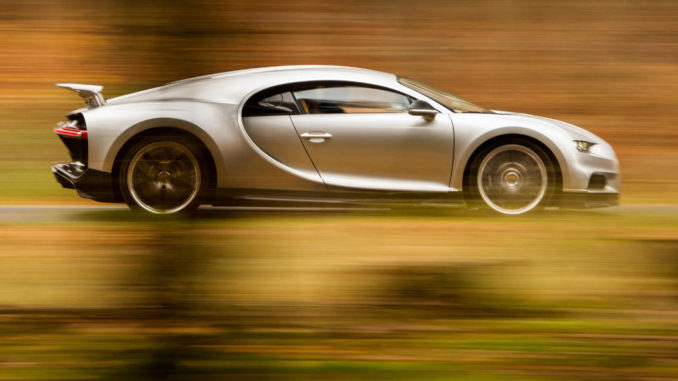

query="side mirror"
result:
[408,99,438,120]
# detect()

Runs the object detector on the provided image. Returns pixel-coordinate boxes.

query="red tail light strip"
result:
[55,127,88,139]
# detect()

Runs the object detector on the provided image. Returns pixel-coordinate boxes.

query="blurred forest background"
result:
[0,0,677,203]
[2,1,678,380]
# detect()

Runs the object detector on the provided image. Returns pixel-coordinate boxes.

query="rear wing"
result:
[56,83,105,109]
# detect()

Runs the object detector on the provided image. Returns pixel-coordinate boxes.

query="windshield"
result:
[398,77,492,113]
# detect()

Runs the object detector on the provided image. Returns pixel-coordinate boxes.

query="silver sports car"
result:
[52,65,619,215]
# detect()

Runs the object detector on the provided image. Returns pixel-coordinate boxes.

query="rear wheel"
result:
[119,136,207,214]
[467,140,555,215]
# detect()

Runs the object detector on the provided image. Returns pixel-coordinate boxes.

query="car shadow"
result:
[72,204,617,223]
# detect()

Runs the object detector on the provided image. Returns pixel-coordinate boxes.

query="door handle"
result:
[300,132,332,143]
[300,132,333,139]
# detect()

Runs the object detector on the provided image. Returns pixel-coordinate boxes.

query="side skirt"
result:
[211,188,465,208]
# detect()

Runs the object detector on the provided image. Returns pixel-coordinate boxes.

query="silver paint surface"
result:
[73,65,620,198]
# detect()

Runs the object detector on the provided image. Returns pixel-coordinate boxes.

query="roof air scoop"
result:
[56,83,105,108]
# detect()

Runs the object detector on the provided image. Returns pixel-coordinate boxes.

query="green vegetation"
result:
[0,208,677,379]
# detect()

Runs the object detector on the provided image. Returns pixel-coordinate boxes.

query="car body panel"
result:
[107,66,400,107]
[55,65,620,210]
[449,111,619,192]
[291,112,454,192]
[242,115,324,186]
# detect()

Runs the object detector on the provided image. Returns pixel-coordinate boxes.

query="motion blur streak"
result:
[2,0,678,203]
[1,0,678,379]
[1,207,678,379]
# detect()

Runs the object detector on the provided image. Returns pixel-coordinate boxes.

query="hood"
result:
[491,110,602,142]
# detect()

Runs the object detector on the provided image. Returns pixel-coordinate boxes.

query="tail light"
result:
[54,113,88,164]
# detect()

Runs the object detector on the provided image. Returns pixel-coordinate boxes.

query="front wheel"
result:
[467,141,555,215]
[119,136,207,214]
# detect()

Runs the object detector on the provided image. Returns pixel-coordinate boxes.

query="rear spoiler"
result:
[56,83,105,109]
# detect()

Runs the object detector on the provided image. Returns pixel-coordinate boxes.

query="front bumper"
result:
[563,139,620,194]
[52,162,118,202]
[559,139,620,209]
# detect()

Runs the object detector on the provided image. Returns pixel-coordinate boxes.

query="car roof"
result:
[107,65,398,105]
[171,65,386,83]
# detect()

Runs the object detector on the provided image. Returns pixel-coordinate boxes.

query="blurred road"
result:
[1,202,677,380]
[0,204,677,221]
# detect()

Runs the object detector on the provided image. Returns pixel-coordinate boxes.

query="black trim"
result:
[57,134,88,163]
[244,80,415,117]
[587,173,609,191]
[52,163,118,202]
[292,81,414,115]
[211,187,464,207]
[51,163,619,211]
[213,188,618,210]
[242,91,301,117]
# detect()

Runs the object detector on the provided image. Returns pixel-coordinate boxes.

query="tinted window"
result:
[398,76,491,113]
[243,91,300,117]
[293,86,413,114]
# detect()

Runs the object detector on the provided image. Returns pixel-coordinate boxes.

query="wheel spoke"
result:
[171,182,194,196]
[127,141,201,214]
[477,144,548,214]
[171,173,196,188]
[134,160,156,180]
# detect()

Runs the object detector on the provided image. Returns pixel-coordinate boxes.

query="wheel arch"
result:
[110,122,220,203]
[460,134,564,198]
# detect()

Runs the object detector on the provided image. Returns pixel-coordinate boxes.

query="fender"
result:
[451,126,571,190]
[102,117,226,186]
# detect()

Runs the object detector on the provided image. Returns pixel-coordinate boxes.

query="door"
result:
[290,84,454,192]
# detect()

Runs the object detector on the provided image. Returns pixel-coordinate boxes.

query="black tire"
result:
[466,139,556,215]
[118,134,209,214]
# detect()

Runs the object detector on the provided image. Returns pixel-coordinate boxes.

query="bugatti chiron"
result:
[52,65,619,214]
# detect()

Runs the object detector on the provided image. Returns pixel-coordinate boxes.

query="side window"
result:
[243,91,300,117]
[293,85,413,114]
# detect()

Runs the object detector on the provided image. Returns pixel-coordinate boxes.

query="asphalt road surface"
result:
[0,204,676,222]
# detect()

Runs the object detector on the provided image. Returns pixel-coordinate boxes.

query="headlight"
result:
[574,140,595,153]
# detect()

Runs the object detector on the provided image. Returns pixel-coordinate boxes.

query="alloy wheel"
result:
[126,141,201,214]
[476,144,548,215]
